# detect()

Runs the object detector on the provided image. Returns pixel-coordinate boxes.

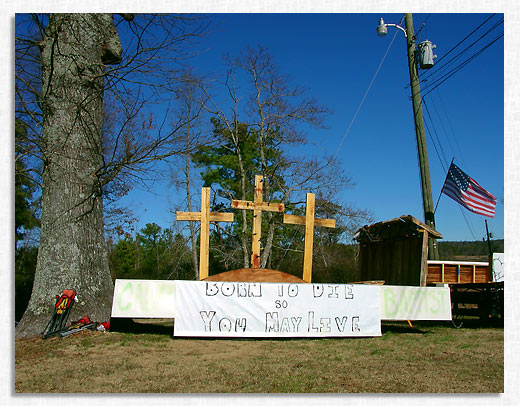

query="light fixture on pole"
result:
[376,17,407,37]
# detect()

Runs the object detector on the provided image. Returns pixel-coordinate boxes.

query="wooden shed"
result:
[354,215,443,286]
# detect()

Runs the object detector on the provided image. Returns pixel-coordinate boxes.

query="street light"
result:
[376,17,407,38]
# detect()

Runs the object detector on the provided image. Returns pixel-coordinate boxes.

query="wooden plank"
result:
[419,229,428,287]
[210,212,234,222]
[282,193,336,283]
[472,264,476,283]
[199,187,210,280]
[229,175,285,268]
[251,175,263,268]
[176,211,201,221]
[441,263,445,283]
[232,200,284,212]
[283,214,335,228]
[403,215,443,239]
[177,211,234,222]
[259,202,285,212]
[427,260,489,266]
[302,193,315,283]
[177,187,235,281]
[176,211,234,223]
[231,199,255,209]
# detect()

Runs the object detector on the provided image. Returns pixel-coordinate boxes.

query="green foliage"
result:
[192,118,288,270]
[109,223,194,281]
[15,246,38,321]
[437,239,504,260]
[15,119,41,321]
[193,118,284,200]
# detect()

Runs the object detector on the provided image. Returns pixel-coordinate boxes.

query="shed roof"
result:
[354,215,443,243]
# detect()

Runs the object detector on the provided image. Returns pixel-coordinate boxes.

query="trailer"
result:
[427,259,503,327]
[355,216,503,327]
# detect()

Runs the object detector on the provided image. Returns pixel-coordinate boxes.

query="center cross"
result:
[231,175,284,268]
[283,193,336,283]
[176,187,234,280]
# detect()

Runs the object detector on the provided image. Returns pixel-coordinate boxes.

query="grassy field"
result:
[14,319,503,393]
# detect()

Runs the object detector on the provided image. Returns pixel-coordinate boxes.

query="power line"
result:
[422,97,449,171]
[415,14,432,42]
[332,18,403,159]
[431,90,467,169]
[422,89,481,240]
[419,14,498,84]
[421,32,503,98]
[415,15,498,241]
[419,15,503,92]
[425,17,502,84]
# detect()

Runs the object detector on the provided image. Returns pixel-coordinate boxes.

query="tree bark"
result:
[16,14,123,338]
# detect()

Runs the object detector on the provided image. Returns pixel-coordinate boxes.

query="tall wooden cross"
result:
[283,193,336,283]
[231,175,284,268]
[176,187,234,280]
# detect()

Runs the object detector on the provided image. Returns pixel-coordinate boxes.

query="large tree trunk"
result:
[16,14,123,338]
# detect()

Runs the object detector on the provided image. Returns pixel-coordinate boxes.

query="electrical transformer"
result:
[417,40,437,69]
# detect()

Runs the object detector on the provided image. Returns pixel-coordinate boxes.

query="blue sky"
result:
[119,12,504,242]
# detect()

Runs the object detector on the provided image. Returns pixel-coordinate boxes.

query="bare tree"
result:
[199,70,253,268]
[168,71,211,278]
[224,46,347,268]
[193,45,369,271]
[14,13,207,337]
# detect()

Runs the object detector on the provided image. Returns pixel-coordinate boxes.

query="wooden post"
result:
[283,193,336,283]
[404,13,439,260]
[302,193,316,282]
[231,175,284,268]
[419,229,429,286]
[485,220,493,281]
[177,187,234,280]
[199,187,210,278]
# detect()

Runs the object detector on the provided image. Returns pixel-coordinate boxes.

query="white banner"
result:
[380,285,452,321]
[492,253,504,282]
[111,279,176,318]
[173,281,381,338]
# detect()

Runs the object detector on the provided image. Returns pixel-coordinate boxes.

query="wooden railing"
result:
[427,260,490,285]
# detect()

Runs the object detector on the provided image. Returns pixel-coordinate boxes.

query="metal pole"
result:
[404,13,439,260]
[485,219,493,281]
[485,219,493,256]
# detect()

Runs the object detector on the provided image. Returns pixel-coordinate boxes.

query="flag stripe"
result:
[444,181,495,209]
[443,187,495,217]
[441,162,496,218]
[443,185,496,216]
[467,178,496,201]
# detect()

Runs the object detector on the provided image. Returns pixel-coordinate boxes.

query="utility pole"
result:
[404,13,439,260]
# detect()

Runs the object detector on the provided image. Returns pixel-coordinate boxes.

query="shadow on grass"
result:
[382,318,504,334]
[447,317,504,330]
[108,317,503,339]
[110,318,174,336]
[381,321,431,335]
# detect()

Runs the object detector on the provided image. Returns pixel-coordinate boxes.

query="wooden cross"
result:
[231,175,284,268]
[283,193,336,283]
[176,187,234,280]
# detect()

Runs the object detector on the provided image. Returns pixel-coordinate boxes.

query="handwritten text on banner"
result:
[173,281,381,338]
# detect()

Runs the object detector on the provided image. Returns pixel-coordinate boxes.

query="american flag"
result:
[441,162,496,218]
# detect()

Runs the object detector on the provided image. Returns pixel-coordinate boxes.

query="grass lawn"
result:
[14,319,504,393]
